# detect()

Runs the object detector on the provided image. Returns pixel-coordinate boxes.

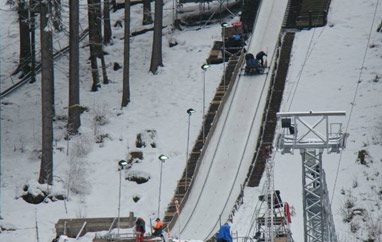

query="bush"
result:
[66,158,91,196]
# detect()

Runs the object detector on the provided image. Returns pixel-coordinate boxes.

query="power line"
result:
[331,0,380,203]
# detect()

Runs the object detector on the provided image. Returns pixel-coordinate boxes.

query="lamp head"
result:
[187,108,196,115]
[201,63,210,71]
[158,154,169,162]
[118,160,128,168]
[221,22,229,28]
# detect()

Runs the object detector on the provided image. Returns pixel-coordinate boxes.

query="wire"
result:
[331,0,380,203]
[284,0,328,112]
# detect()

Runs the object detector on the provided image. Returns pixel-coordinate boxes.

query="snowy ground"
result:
[1,0,382,241]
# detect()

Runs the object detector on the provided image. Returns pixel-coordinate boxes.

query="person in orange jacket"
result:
[152,218,163,236]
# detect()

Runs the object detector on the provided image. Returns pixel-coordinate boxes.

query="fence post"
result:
[75,221,87,240]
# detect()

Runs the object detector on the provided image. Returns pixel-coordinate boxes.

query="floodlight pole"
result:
[201,64,210,143]
[117,160,128,235]
[276,111,347,242]
[158,155,169,218]
[118,167,122,235]
[186,108,195,190]
[221,23,229,91]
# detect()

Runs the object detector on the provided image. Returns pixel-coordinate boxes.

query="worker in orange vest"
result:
[152,218,163,236]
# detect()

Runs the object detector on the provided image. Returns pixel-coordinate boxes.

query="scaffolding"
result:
[254,155,294,242]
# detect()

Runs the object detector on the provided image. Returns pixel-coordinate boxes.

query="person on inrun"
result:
[256,51,267,68]
[216,223,233,242]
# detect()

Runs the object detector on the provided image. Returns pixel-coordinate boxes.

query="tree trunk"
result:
[142,0,153,25]
[29,0,36,83]
[149,0,164,74]
[39,0,54,185]
[121,0,131,107]
[103,0,112,45]
[95,0,109,84]
[68,0,81,135]
[88,0,100,91]
[100,51,109,84]
[53,0,63,31]
[14,0,31,77]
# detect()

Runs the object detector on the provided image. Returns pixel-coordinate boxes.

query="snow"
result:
[1,0,382,242]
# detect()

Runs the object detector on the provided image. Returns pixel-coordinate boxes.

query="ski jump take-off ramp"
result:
[170,0,288,240]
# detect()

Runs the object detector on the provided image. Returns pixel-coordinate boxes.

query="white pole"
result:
[158,160,163,218]
[186,114,191,189]
[202,71,206,143]
[118,168,122,235]
[222,27,226,90]
[35,209,40,242]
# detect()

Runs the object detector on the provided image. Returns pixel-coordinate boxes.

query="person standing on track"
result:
[256,51,267,68]
[216,223,233,242]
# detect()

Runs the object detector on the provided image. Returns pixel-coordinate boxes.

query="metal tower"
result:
[276,111,348,242]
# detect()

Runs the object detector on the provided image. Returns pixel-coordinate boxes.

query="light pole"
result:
[221,22,229,91]
[186,108,195,190]
[158,154,169,218]
[201,63,210,143]
[117,160,128,235]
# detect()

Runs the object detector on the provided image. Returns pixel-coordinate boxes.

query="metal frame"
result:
[276,111,346,242]
[255,157,294,242]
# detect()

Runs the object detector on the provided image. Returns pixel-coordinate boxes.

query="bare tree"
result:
[39,0,54,185]
[121,0,131,107]
[68,0,81,135]
[149,0,164,74]
[53,0,63,31]
[29,0,37,83]
[88,0,101,91]
[142,0,153,25]
[10,0,31,77]
[103,0,112,45]
[95,0,109,84]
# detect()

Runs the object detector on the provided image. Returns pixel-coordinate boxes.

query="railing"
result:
[296,10,328,28]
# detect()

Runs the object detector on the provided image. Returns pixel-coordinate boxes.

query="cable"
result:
[284,0,328,112]
[331,0,380,203]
